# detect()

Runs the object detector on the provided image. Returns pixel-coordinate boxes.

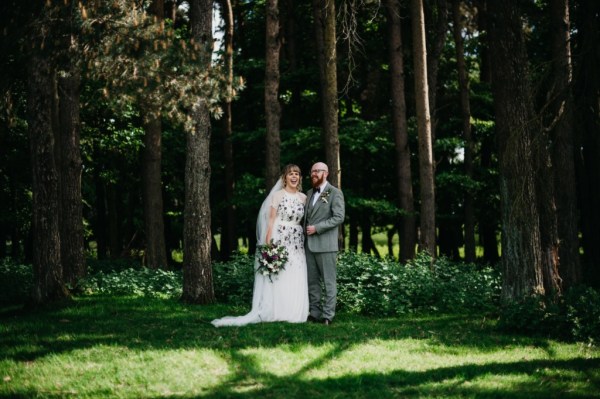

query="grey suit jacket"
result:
[304,183,345,253]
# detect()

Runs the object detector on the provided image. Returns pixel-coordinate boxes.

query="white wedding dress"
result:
[211,183,309,327]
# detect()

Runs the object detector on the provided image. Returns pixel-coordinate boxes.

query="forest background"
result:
[1,0,600,309]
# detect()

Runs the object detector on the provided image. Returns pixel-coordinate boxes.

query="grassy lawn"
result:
[1,296,599,398]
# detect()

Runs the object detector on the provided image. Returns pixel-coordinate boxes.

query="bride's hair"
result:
[281,164,302,192]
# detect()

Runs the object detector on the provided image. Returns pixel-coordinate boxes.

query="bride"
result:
[211,164,309,327]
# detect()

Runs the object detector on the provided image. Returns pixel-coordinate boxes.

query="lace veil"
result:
[256,179,283,245]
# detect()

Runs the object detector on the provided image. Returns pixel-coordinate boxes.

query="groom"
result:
[304,162,345,325]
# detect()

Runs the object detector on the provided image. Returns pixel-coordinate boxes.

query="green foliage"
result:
[212,252,255,306]
[0,259,32,305]
[499,286,600,344]
[211,251,501,315]
[566,286,600,344]
[81,0,243,131]
[337,252,501,315]
[78,268,182,299]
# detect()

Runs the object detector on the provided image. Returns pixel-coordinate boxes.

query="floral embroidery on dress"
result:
[275,193,305,252]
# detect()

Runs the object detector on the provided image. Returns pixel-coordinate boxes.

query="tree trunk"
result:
[142,110,168,269]
[141,0,168,269]
[384,0,416,262]
[425,0,448,143]
[57,63,86,285]
[219,0,236,261]
[182,0,215,304]
[411,0,436,257]
[265,0,282,189]
[451,0,476,262]
[93,164,108,260]
[475,0,499,264]
[548,0,580,289]
[27,48,69,304]
[488,0,561,300]
[282,0,301,129]
[574,0,600,287]
[312,0,341,188]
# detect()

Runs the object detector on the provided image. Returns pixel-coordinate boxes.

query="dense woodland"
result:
[0,0,599,306]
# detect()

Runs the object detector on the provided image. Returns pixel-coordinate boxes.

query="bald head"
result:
[310,162,329,188]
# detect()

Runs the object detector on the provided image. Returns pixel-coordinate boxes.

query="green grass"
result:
[1,296,599,398]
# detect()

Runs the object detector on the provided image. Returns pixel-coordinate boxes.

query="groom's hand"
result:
[306,225,317,235]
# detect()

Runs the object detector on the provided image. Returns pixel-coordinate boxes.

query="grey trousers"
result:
[306,250,337,321]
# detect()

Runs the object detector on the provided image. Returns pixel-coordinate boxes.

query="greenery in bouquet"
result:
[256,241,289,282]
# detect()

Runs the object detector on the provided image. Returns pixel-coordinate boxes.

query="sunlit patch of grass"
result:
[1,296,599,398]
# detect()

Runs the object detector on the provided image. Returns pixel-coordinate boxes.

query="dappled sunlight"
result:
[2,297,599,398]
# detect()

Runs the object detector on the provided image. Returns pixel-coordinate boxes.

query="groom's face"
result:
[310,164,328,188]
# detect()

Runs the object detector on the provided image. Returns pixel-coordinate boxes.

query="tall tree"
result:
[488,0,561,300]
[451,0,476,262]
[425,0,448,142]
[411,0,436,256]
[218,0,237,261]
[142,0,168,269]
[57,10,86,285]
[548,0,580,288]
[313,0,341,188]
[574,0,600,287]
[385,0,417,262]
[28,3,69,304]
[182,0,216,304]
[265,0,282,189]
[473,0,499,263]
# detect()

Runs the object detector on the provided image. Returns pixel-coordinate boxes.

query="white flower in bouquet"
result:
[256,241,289,282]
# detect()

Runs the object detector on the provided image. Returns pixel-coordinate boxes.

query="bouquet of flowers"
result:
[256,241,289,282]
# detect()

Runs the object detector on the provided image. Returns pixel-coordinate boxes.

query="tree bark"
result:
[142,109,168,268]
[474,0,499,263]
[182,0,215,304]
[488,0,561,300]
[141,0,168,269]
[384,0,416,262]
[548,0,580,289]
[57,63,86,285]
[265,0,282,189]
[218,0,237,261]
[313,0,341,189]
[425,0,448,143]
[27,47,69,304]
[451,0,476,262]
[411,0,436,257]
[282,0,301,129]
[574,0,600,287]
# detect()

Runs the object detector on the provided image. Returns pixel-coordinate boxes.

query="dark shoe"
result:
[307,315,320,323]
[322,318,332,326]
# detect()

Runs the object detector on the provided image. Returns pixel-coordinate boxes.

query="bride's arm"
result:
[265,207,277,243]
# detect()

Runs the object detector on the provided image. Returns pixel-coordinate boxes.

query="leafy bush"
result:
[212,252,255,306]
[499,286,600,344]
[0,259,33,305]
[78,268,182,299]
[565,286,600,344]
[337,251,501,315]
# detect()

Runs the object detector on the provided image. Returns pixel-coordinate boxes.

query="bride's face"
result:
[285,171,300,189]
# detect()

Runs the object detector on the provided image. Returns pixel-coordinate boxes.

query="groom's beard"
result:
[311,175,325,188]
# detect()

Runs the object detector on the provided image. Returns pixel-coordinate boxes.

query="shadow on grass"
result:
[0,295,569,362]
[3,356,599,398]
[1,296,599,398]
